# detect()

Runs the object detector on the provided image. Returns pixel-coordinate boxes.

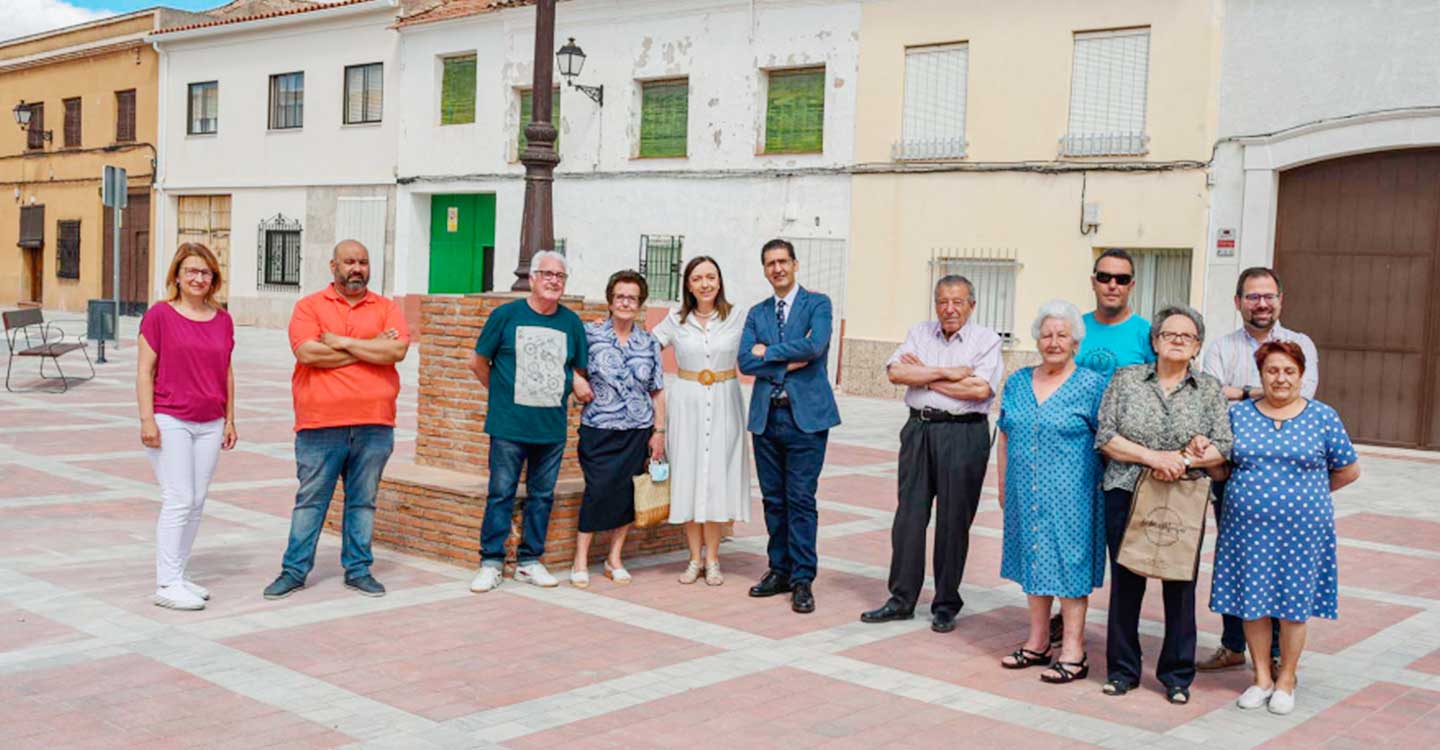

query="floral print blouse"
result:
[1094,363,1234,492]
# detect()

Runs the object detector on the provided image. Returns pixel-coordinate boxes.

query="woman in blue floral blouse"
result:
[570,270,667,588]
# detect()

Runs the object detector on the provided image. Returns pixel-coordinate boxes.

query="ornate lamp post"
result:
[512,0,560,291]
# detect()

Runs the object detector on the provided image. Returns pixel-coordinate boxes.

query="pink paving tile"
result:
[504,667,1099,750]
[0,607,87,653]
[730,497,868,540]
[72,450,296,486]
[842,607,1254,734]
[1408,647,1440,676]
[1260,681,1440,750]
[817,473,897,511]
[0,653,352,748]
[593,550,891,640]
[821,526,1009,588]
[1334,547,1440,599]
[1335,513,1440,553]
[3,425,152,456]
[0,497,253,560]
[824,442,898,467]
[224,594,717,720]
[0,408,112,428]
[0,465,108,498]
[235,419,302,445]
[208,485,301,518]
[24,541,452,624]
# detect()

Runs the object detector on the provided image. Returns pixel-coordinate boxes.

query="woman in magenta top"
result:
[137,243,237,611]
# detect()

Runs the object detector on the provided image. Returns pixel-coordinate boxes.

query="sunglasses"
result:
[1094,272,1133,285]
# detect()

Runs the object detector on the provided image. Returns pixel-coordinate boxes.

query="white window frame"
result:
[1061,28,1150,156]
[930,252,1020,341]
[895,42,968,161]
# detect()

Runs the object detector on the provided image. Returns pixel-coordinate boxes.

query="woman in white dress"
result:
[652,256,752,586]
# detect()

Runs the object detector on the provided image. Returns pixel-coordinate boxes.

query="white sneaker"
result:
[183,579,211,601]
[1268,689,1296,715]
[153,584,206,611]
[469,566,502,593]
[1237,685,1275,710]
[514,562,559,588]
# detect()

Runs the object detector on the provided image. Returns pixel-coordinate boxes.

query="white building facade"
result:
[1204,0,1440,449]
[393,0,861,333]
[149,0,400,327]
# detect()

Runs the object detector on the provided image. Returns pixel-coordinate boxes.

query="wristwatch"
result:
[1242,385,1253,400]
[1181,453,1193,469]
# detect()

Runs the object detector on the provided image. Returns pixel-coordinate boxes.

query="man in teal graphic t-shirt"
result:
[1077,249,1155,379]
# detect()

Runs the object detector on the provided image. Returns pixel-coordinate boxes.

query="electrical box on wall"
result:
[1082,202,1101,232]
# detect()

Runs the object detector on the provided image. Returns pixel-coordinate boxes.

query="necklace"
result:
[692,308,715,319]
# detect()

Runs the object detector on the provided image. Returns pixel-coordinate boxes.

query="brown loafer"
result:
[1197,645,1246,672]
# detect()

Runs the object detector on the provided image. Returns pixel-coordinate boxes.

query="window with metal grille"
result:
[896,43,967,160]
[63,98,81,148]
[257,214,302,288]
[764,67,825,154]
[344,63,383,125]
[930,251,1020,341]
[1120,247,1191,320]
[518,87,561,154]
[19,205,44,248]
[440,54,476,125]
[188,81,218,135]
[1062,28,1150,156]
[26,103,44,150]
[639,79,688,158]
[56,220,80,280]
[785,237,849,383]
[268,72,304,130]
[115,89,136,142]
[638,235,683,302]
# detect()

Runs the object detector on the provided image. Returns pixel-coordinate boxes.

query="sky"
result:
[1,0,221,42]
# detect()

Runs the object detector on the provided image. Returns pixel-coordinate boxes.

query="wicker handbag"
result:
[632,462,671,529]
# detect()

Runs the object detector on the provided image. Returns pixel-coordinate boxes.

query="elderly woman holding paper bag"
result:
[1094,305,1232,706]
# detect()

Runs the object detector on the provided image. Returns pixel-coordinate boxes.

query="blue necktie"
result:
[776,299,787,342]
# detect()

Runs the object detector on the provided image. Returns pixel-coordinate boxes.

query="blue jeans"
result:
[479,437,566,566]
[752,404,828,584]
[280,425,394,581]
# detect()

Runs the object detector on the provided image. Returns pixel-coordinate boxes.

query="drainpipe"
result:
[151,36,168,304]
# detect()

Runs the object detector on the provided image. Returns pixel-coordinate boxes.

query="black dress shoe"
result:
[860,601,914,623]
[791,582,815,614]
[931,610,956,633]
[748,570,791,598]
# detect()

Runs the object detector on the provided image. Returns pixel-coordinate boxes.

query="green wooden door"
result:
[428,194,496,293]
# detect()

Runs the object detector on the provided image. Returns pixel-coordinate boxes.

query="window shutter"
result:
[1128,248,1192,320]
[57,221,81,280]
[639,80,688,158]
[518,88,560,152]
[27,104,44,150]
[440,55,476,125]
[1064,29,1150,155]
[898,44,967,160]
[764,67,825,154]
[116,90,136,142]
[63,98,82,148]
[19,206,45,249]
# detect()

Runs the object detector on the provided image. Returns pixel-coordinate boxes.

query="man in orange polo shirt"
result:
[263,240,409,600]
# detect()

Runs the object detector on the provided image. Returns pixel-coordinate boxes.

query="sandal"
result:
[1102,679,1137,696]
[1040,655,1089,684]
[604,562,632,585]
[1166,686,1191,705]
[1001,645,1052,669]
[678,560,702,585]
[569,569,590,588]
[704,560,723,586]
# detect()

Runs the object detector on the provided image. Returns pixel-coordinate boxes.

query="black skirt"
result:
[577,425,651,533]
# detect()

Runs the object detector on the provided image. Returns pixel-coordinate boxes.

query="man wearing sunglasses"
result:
[1076,249,1155,379]
[1197,266,1318,673]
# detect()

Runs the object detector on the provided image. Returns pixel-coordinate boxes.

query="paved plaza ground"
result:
[3,313,1440,749]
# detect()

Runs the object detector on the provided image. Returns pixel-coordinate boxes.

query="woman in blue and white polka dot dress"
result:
[1210,340,1361,716]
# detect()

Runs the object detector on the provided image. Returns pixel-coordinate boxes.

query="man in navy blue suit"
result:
[738,238,841,614]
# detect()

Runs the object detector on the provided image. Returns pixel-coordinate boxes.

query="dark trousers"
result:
[752,404,828,584]
[1213,480,1280,656]
[1105,487,1197,689]
[886,417,989,617]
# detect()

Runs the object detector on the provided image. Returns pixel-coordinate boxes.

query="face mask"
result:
[648,460,669,483]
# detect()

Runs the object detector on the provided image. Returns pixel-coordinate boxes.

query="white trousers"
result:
[146,414,224,588]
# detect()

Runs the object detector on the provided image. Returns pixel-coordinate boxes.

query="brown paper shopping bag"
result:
[1115,473,1211,582]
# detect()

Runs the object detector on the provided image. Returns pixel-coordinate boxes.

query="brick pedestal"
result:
[325,291,689,571]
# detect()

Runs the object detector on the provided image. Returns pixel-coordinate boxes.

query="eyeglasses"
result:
[1242,293,1280,304]
[534,269,569,282]
[1094,272,1133,286]
[182,268,214,280]
[612,294,641,305]
[1157,331,1199,345]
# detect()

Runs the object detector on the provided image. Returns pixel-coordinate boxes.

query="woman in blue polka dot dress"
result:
[1210,340,1360,716]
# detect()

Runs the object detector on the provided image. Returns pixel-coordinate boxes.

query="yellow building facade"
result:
[841,0,1221,396]
[0,11,193,314]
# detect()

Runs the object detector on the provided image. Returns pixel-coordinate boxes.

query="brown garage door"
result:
[1274,148,1440,449]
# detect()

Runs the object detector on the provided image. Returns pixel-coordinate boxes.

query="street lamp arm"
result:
[568,80,604,107]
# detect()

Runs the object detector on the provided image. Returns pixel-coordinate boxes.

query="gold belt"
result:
[677,368,738,386]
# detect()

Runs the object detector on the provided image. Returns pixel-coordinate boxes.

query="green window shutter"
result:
[441,55,476,125]
[764,67,825,154]
[639,80,689,158]
[518,88,561,153]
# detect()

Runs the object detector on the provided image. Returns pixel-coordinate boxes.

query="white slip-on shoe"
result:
[469,566,502,593]
[183,578,211,601]
[515,562,559,588]
[605,562,632,585]
[570,569,590,588]
[1237,685,1275,710]
[1267,689,1296,715]
[154,584,206,611]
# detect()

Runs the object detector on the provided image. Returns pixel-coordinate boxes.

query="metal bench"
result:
[3,308,96,393]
